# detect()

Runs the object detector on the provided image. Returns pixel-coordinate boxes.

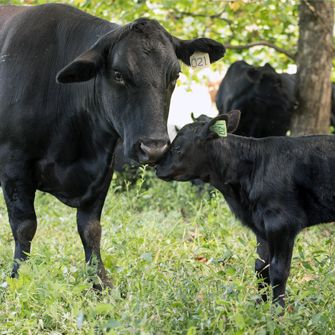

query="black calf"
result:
[156,110,335,307]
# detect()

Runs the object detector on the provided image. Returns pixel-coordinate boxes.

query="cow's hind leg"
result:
[255,235,270,302]
[1,173,37,278]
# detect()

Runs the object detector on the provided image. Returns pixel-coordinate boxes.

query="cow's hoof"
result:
[92,283,104,291]
[255,297,263,305]
[271,302,285,317]
[93,278,113,292]
[255,293,268,305]
[10,271,18,279]
[272,306,285,317]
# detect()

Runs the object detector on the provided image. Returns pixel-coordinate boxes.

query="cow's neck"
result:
[67,97,117,153]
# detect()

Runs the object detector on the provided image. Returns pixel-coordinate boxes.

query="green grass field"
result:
[1,170,335,334]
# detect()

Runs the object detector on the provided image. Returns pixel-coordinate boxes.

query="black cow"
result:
[216,61,335,137]
[156,110,335,308]
[0,3,225,287]
[216,61,296,137]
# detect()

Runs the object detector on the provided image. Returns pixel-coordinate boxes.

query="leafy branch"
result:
[168,7,297,61]
[224,41,297,61]
[172,8,233,25]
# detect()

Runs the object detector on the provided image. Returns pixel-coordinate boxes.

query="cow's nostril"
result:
[161,143,169,154]
[138,141,169,163]
[140,142,152,155]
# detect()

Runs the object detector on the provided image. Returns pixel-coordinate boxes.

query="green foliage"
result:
[3,0,335,77]
[1,176,335,333]
[3,0,300,73]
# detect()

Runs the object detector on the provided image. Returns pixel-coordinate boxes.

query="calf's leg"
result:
[265,216,296,308]
[1,175,37,278]
[255,235,270,302]
[268,237,294,307]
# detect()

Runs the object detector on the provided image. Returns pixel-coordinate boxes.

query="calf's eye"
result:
[172,146,181,154]
[114,71,125,84]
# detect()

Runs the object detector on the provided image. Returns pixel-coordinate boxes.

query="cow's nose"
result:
[137,139,169,164]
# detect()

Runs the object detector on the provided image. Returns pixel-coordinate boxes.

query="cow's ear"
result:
[203,110,240,140]
[246,68,262,82]
[56,48,104,83]
[264,63,274,71]
[173,37,225,65]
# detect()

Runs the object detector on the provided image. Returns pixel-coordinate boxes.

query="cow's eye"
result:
[114,71,125,84]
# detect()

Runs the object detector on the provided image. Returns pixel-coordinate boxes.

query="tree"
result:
[290,0,334,135]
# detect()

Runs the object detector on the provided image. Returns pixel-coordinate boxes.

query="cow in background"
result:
[216,61,295,137]
[216,60,335,137]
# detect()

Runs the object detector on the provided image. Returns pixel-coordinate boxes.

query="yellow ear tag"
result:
[189,52,210,69]
[210,120,227,137]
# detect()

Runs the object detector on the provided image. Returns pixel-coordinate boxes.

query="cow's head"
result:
[56,18,225,164]
[246,63,292,104]
[156,110,240,181]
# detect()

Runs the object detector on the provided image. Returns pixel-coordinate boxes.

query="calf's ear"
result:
[203,110,241,140]
[173,37,225,65]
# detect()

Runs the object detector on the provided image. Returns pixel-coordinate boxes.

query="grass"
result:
[1,169,335,334]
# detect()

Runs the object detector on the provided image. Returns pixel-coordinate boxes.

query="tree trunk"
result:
[290,0,334,135]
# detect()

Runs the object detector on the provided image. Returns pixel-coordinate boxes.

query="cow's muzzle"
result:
[135,139,170,164]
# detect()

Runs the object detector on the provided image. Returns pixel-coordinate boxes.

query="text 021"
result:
[189,52,210,69]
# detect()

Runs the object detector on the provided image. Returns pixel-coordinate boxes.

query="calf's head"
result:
[56,19,225,164]
[156,110,240,181]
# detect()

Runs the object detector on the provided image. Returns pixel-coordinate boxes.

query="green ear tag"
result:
[210,120,227,137]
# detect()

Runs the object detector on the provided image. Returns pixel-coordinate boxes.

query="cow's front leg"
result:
[255,235,270,302]
[2,175,37,278]
[77,199,112,290]
[76,162,115,290]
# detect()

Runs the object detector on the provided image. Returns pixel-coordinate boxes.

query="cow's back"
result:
[270,136,335,225]
[0,5,28,30]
